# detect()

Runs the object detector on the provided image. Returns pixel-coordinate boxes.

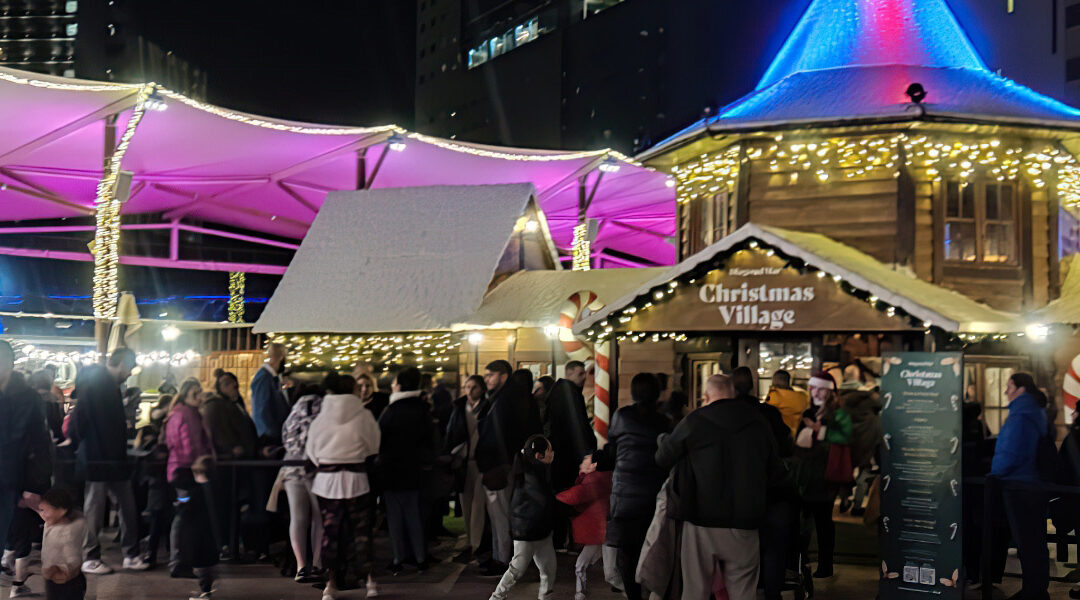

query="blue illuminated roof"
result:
[644,0,1080,159]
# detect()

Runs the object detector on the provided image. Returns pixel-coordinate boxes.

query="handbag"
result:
[824,444,854,484]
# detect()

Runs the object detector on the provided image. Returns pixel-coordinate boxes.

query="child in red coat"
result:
[556,458,622,600]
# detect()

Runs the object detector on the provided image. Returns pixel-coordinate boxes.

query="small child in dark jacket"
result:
[556,459,621,600]
[489,435,557,600]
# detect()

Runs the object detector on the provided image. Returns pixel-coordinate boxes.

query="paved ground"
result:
[1,523,1076,599]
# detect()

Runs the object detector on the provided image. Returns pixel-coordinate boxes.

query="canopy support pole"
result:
[357,148,368,189]
[573,171,604,271]
[92,84,154,357]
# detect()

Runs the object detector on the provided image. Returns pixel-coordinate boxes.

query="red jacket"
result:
[556,470,612,546]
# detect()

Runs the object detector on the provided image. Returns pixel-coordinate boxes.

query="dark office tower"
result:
[74,0,205,98]
[417,0,1070,155]
[0,0,78,76]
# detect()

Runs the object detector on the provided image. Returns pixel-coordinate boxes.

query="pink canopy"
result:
[0,68,676,270]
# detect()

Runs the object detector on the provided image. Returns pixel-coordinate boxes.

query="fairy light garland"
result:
[228,272,245,323]
[11,341,200,368]
[572,222,591,271]
[92,83,155,319]
[581,243,941,342]
[271,332,459,370]
[670,131,1080,210]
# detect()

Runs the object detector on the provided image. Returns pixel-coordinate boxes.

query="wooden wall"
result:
[615,340,676,408]
[746,162,900,265]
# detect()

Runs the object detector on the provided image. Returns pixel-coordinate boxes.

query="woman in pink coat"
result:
[165,378,218,596]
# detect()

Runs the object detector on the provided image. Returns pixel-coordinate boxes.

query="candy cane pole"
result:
[557,291,611,443]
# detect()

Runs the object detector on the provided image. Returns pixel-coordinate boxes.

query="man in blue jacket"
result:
[250,342,289,445]
[990,372,1049,600]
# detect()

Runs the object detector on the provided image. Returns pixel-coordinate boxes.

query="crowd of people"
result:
[0,337,1072,600]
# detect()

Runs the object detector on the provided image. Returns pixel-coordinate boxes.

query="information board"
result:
[878,352,963,599]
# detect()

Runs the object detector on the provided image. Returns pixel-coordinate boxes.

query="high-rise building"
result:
[0,0,205,98]
[417,0,1072,154]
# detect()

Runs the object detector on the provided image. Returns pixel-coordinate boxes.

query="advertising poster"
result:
[878,352,963,599]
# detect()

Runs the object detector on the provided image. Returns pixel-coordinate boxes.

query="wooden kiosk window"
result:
[680,191,735,258]
[942,180,1018,265]
[963,356,1028,435]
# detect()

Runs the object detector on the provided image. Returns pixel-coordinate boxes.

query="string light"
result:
[93,83,155,319]
[10,341,200,368]
[670,130,1080,210]
[580,243,946,342]
[269,332,459,370]
[228,272,245,323]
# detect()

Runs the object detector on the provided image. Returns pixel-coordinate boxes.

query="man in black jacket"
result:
[656,373,783,600]
[732,367,795,600]
[474,360,514,575]
[378,367,436,573]
[70,348,148,574]
[0,341,51,576]
[544,360,596,551]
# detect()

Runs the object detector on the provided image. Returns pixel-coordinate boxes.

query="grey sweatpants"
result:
[574,544,622,595]
[489,535,556,600]
[84,480,140,560]
[680,522,759,600]
[484,485,513,564]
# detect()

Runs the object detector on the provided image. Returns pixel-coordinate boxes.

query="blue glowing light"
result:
[757,0,986,90]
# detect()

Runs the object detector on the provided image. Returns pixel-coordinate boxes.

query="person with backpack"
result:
[990,372,1051,600]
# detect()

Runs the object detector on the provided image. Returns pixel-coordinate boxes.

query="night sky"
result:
[131,1,418,128]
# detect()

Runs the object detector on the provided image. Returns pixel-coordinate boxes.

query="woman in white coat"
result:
[305,372,381,600]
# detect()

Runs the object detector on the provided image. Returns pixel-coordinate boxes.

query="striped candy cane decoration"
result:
[1065,353,1080,411]
[557,291,612,443]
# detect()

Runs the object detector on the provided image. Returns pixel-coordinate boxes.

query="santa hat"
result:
[808,370,837,391]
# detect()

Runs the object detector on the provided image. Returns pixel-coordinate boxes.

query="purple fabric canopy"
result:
[0,69,675,267]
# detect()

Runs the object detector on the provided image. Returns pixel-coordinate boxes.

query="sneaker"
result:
[387,562,403,576]
[8,585,31,598]
[366,579,379,598]
[574,594,587,600]
[123,556,150,571]
[188,593,212,600]
[295,567,320,584]
[81,559,113,575]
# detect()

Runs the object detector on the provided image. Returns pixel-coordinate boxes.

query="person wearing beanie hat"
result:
[795,371,851,579]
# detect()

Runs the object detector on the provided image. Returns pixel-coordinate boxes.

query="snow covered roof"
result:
[456,268,665,331]
[643,0,1080,159]
[574,223,1021,334]
[1032,255,1080,325]
[254,184,549,334]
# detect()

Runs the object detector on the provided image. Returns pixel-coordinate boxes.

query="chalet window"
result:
[680,191,735,258]
[943,180,1017,265]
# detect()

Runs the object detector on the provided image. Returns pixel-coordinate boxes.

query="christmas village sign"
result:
[623,250,909,333]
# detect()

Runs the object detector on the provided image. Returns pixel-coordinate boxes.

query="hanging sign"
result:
[878,352,963,600]
[622,250,910,332]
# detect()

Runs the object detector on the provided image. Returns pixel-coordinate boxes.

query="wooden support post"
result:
[896,142,916,266]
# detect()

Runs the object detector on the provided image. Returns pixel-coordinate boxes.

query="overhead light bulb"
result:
[467,332,482,346]
[1025,323,1049,341]
[524,219,539,233]
[598,156,622,173]
[161,325,181,341]
[388,133,407,152]
[543,325,559,339]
